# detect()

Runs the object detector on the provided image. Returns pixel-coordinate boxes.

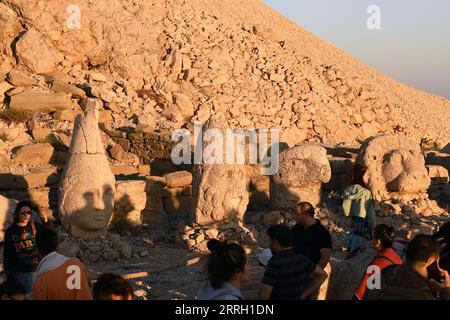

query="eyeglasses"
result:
[19,210,32,215]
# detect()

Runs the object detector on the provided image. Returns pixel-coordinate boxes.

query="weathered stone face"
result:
[270,145,331,209]
[59,108,116,238]
[357,134,430,201]
[192,114,249,226]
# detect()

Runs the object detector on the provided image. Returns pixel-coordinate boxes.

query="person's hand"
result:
[429,269,450,294]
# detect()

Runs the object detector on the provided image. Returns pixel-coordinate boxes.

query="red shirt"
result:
[355,247,403,299]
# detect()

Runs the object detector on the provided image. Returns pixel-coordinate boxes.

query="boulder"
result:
[109,144,126,161]
[103,251,120,261]
[53,110,82,122]
[426,165,449,185]
[113,241,133,259]
[41,72,71,83]
[89,73,108,83]
[14,143,54,165]
[15,28,63,73]
[270,145,331,209]
[6,71,36,87]
[262,211,284,226]
[111,165,139,176]
[59,108,116,239]
[173,93,194,119]
[17,168,59,189]
[3,187,58,209]
[31,126,52,142]
[164,170,193,188]
[51,80,86,99]
[204,228,219,239]
[27,117,52,142]
[0,81,14,102]
[9,91,73,113]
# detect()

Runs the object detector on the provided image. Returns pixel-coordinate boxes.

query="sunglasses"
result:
[19,210,32,215]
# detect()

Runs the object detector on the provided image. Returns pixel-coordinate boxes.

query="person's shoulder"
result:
[221,294,241,301]
[67,257,87,268]
[4,224,16,235]
[315,221,331,235]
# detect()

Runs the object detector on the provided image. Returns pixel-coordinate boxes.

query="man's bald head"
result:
[295,202,315,226]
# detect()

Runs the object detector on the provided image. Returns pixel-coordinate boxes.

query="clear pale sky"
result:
[262,0,450,99]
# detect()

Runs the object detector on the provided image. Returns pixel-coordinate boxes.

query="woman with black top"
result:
[3,201,42,298]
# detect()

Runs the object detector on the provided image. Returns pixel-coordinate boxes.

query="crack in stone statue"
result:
[59,105,116,238]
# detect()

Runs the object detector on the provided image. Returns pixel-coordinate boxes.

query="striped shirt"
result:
[262,249,316,300]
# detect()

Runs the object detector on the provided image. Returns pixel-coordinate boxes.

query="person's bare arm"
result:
[317,248,331,269]
[300,266,328,300]
[259,283,273,300]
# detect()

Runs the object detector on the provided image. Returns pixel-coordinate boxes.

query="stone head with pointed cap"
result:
[58,104,116,238]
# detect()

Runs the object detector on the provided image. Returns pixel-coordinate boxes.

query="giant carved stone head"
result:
[270,145,331,209]
[59,108,116,238]
[192,113,249,226]
[356,134,430,201]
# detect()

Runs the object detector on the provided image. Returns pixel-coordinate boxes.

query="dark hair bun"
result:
[207,239,224,253]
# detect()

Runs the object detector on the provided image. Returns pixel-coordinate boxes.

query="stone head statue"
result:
[192,113,249,226]
[59,108,116,238]
[356,134,430,201]
[270,145,331,209]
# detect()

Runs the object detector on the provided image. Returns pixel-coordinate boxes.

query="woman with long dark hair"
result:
[197,239,251,300]
[3,201,42,298]
[342,164,377,257]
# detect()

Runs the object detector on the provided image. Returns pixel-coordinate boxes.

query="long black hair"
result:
[206,239,247,289]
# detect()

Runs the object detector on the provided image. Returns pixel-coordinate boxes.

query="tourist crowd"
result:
[1,164,449,300]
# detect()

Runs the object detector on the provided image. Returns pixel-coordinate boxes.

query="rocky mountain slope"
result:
[0,0,448,152]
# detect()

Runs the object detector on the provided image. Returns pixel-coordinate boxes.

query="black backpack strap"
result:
[374,255,396,265]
